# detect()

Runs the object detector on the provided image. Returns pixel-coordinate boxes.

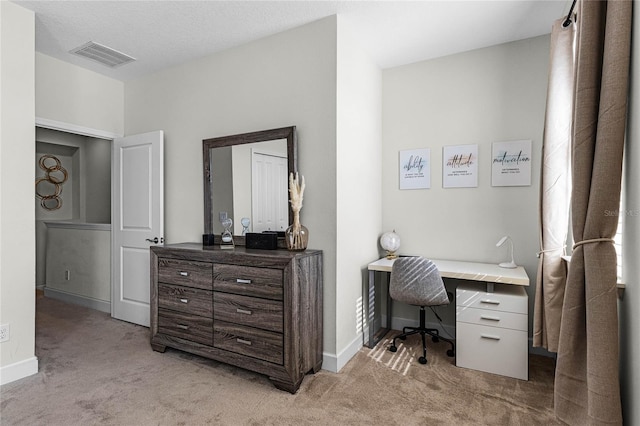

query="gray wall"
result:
[45,225,111,307]
[335,16,382,364]
[0,0,36,377]
[124,17,341,357]
[123,16,383,368]
[35,128,111,223]
[84,137,112,223]
[382,35,550,340]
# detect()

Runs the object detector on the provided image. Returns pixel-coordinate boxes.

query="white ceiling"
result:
[15,0,570,82]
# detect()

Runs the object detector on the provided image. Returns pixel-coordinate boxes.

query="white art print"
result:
[442,144,478,188]
[491,140,532,187]
[399,149,430,189]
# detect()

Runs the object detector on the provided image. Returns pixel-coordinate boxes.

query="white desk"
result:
[365,257,529,350]
[368,257,529,291]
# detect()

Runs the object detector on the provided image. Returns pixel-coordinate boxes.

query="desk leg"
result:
[367,269,375,348]
[385,272,392,331]
[366,270,392,349]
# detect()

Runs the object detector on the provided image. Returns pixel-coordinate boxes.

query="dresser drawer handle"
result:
[176,324,189,330]
[236,308,252,315]
[179,271,189,277]
[236,338,252,345]
[480,299,500,305]
[179,298,189,304]
[480,315,501,321]
[481,334,501,341]
[236,278,252,284]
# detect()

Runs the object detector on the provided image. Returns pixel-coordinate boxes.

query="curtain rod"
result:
[563,0,578,27]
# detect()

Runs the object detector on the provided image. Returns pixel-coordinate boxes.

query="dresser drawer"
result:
[213,321,283,365]
[158,283,213,317]
[213,264,283,300]
[456,322,528,380]
[158,258,213,290]
[158,308,213,346]
[214,292,283,333]
[456,283,527,314]
[456,306,527,331]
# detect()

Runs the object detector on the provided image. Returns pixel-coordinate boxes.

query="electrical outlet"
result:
[0,324,9,343]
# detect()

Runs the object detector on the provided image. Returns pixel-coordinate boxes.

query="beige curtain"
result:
[554,1,632,424]
[534,18,575,352]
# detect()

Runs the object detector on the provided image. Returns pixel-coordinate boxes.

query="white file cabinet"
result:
[456,282,528,380]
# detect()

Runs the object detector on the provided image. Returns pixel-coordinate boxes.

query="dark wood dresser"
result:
[150,243,323,393]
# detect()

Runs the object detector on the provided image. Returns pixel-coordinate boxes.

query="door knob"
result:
[146,237,159,244]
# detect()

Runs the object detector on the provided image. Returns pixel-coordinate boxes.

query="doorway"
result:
[35,119,164,328]
[35,126,112,312]
[250,150,288,233]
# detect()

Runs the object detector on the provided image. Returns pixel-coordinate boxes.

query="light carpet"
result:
[0,295,560,425]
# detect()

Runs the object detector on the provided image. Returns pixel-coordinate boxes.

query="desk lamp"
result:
[496,236,517,268]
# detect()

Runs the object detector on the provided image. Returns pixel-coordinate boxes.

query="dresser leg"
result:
[151,342,167,353]
[269,376,302,394]
[310,360,323,374]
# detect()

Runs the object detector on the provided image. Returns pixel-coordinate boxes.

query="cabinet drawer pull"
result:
[480,299,500,305]
[236,308,252,315]
[236,338,252,345]
[481,334,501,341]
[179,271,189,277]
[480,315,501,321]
[179,298,189,304]
[176,324,189,330]
[236,278,252,284]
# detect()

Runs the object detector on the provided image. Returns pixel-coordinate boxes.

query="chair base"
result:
[388,306,455,364]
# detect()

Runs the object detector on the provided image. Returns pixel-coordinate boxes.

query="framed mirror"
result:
[203,126,297,246]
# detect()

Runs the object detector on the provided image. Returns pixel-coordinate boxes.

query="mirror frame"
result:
[203,126,297,246]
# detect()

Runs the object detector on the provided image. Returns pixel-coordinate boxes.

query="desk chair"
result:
[388,256,455,364]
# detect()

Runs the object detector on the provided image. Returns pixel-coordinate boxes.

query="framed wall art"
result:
[399,148,430,189]
[491,140,532,187]
[442,144,478,188]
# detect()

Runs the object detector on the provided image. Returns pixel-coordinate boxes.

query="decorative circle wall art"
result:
[35,154,68,211]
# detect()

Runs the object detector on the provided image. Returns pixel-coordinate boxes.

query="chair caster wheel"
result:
[418,356,427,364]
[432,336,439,343]
[389,346,397,353]
[446,349,455,357]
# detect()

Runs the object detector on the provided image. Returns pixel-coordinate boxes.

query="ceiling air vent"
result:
[70,41,136,68]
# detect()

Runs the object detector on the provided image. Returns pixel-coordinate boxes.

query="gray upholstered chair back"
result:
[389,256,449,306]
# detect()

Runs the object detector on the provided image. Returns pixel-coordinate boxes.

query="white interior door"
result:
[112,131,163,326]
[251,151,288,232]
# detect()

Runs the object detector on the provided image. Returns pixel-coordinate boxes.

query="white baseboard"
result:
[321,354,336,373]
[0,356,38,386]
[322,333,364,373]
[44,287,111,313]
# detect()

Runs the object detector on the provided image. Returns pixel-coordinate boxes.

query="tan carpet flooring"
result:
[0,295,560,425]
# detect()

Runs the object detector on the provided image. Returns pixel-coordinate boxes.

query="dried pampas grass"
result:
[289,172,305,215]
